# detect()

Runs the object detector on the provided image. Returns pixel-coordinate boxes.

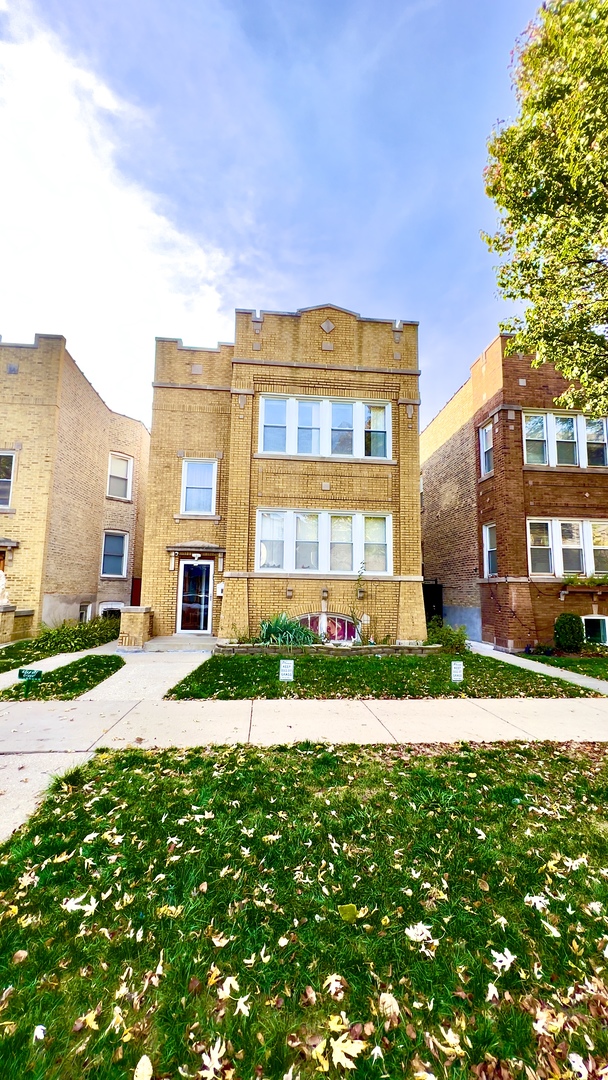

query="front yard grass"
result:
[2,742,608,1079]
[534,655,608,680]
[0,654,124,700]
[166,651,599,699]
[0,618,120,675]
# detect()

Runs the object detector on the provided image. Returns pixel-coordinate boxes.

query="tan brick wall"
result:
[0,335,149,629]
[141,306,426,642]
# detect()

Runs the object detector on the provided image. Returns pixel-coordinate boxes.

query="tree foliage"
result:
[484,0,608,413]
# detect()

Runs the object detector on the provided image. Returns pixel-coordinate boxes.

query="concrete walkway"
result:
[81,650,211,700]
[3,694,608,842]
[469,640,608,695]
[0,641,117,694]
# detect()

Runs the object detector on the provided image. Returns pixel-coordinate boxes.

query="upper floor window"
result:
[256,510,392,574]
[101,531,128,577]
[527,517,608,577]
[259,397,391,459]
[180,459,217,516]
[524,414,547,465]
[480,422,494,475]
[483,523,497,576]
[0,453,15,508]
[586,418,608,466]
[107,453,133,500]
[523,412,608,468]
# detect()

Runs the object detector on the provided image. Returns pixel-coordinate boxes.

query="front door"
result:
[177,560,213,633]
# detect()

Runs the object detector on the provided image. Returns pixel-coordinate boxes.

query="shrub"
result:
[32,617,120,656]
[256,614,320,647]
[554,612,584,654]
[425,616,468,654]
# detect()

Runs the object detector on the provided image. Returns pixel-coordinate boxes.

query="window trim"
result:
[107,452,133,501]
[258,396,392,460]
[479,422,494,476]
[179,458,218,517]
[0,450,15,509]
[101,531,129,579]
[255,509,393,575]
[585,416,608,468]
[521,411,608,469]
[526,517,608,577]
[482,523,497,577]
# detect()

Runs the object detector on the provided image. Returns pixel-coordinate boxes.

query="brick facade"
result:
[0,335,149,628]
[140,304,427,643]
[421,334,608,650]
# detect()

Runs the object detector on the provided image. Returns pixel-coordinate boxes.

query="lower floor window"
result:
[256,510,392,574]
[79,603,91,623]
[299,612,358,642]
[483,523,497,576]
[527,518,608,577]
[102,532,128,577]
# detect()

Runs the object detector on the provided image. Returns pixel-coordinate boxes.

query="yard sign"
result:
[279,659,294,681]
[451,661,464,683]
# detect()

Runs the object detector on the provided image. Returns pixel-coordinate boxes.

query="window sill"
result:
[478,471,494,482]
[173,514,221,522]
[0,507,16,514]
[523,464,608,473]
[100,574,128,580]
[253,453,397,465]
[106,496,133,504]
[254,569,393,578]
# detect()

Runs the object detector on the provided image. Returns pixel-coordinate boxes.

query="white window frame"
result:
[482,523,497,577]
[98,601,124,616]
[258,396,392,460]
[584,416,608,468]
[255,509,393,575]
[180,459,218,516]
[0,450,15,508]
[101,531,129,578]
[523,412,549,465]
[526,517,608,577]
[479,422,494,476]
[107,452,133,501]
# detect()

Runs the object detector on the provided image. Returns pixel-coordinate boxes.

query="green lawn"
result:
[535,655,608,680]
[0,618,120,675]
[1,743,608,1079]
[0,655,124,700]
[166,651,599,699]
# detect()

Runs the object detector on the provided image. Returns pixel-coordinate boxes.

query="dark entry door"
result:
[179,561,212,632]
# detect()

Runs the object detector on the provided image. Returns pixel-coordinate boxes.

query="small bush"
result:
[425,616,468,654]
[554,612,584,654]
[256,613,320,647]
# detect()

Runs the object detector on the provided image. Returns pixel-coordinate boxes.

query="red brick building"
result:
[420,334,608,651]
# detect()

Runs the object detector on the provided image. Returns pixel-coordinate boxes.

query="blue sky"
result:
[0,0,538,425]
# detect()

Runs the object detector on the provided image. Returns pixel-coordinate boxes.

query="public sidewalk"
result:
[2,694,608,842]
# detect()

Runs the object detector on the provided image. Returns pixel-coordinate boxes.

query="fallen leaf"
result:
[188,977,202,996]
[330,1033,367,1069]
[133,1053,153,1080]
[338,904,358,924]
[12,950,28,964]
[478,880,490,892]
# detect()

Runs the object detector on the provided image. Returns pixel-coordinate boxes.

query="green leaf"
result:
[337,903,358,924]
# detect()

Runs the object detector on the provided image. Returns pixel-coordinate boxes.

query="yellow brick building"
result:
[0,334,149,638]
[140,305,426,644]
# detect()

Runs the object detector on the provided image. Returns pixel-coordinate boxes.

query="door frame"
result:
[176,558,214,634]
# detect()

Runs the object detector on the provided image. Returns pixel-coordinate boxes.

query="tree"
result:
[484,0,608,414]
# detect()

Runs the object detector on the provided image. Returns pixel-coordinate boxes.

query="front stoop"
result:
[143,635,219,652]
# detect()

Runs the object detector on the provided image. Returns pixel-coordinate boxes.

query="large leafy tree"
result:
[484,0,608,413]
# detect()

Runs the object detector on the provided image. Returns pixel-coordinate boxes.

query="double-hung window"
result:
[365,405,387,458]
[586,418,608,466]
[555,415,578,465]
[528,521,553,574]
[524,414,547,464]
[480,422,494,475]
[102,532,128,577]
[180,460,217,515]
[295,513,319,570]
[483,524,497,576]
[560,521,584,572]
[0,453,15,508]
[259,512,285,569]
[592,523,608,572]
[256,511,392,574]
[107,453,133,499]
[259,397,391,458]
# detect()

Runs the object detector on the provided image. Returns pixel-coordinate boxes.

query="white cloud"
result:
[0,3,233,423]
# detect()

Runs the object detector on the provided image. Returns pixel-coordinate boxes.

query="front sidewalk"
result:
[2,694,608,842]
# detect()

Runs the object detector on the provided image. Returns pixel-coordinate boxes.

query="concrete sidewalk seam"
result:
[86,700,142,752]
[247,700,254,744]
[361,700,398,742]
[469,699,536,739]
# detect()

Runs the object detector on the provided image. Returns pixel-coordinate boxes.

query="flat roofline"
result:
[0,333,66,348]
[236,305,418,327]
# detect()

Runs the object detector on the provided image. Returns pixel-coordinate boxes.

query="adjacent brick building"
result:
[137,304,426,644]
[0,334,149,638]
[421,334,608,650]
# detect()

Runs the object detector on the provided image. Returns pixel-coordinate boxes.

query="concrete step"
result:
[143,635,218,653]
